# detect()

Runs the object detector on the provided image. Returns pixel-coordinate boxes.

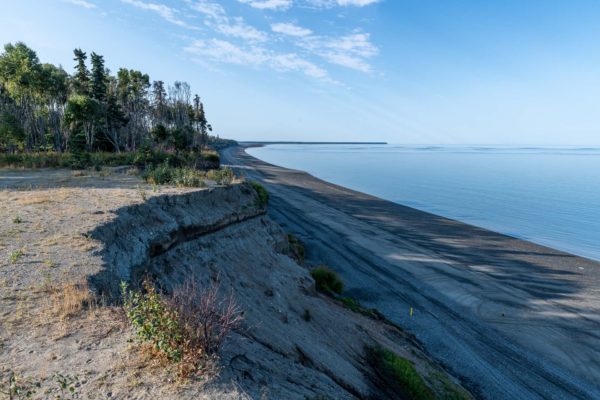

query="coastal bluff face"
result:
[0,171,469,399]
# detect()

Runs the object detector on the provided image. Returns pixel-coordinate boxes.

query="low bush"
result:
[287,233,305,264]
[206,167,234,185]
[339,297,384,320]
[249,181,269,208]
[366,346,435,400]
[311,266,344,295]
[121,279,243,378]
[142,163,206,187]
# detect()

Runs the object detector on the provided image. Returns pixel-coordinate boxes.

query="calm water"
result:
[247,144,600,261]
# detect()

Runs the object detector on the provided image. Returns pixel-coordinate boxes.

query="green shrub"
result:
[121,281,183,361]
[249,181,269,208]
[366,346,435,400]
[339,297,383,320]
[202,152,220,163]
[311,266,343,294]
[206,167,234,185]
[120,279,243,379]
[287,233,304,264]
[142,163,207,187]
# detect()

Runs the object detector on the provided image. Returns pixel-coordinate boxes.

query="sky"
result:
[1,0,599,144]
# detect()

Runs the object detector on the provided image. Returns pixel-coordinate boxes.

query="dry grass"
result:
[49,281,95,320]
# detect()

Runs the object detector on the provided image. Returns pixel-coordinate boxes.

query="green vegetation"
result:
[120,279,243,378]
[366,345,435,400]
[0,148,221,170]
[9,249,24,263]
[303,309,312,322]
[311,266,344,294]
[0,371,80,400]
[287,233,305,264]
[339,297,384,320]
[250,181,269,208]
[142,163,234,187]
[0,42,216,154]
[206,167,235,185]
[121,281,183,362]
[12,215,22,224]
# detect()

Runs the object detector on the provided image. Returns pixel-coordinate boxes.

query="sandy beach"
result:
[223,145,600,400]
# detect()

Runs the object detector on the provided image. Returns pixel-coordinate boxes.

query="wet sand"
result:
[223,145,600,400]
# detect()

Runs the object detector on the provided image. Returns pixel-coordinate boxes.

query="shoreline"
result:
[245,143,599,263]
[223,144,600,399]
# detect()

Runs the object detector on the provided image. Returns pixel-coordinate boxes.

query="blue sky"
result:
[1,0,599,144]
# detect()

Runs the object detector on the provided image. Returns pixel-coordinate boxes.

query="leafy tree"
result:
[0,42,213,154]
[72,48,89,96]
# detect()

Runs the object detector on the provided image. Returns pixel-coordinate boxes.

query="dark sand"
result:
[223,145,600,400]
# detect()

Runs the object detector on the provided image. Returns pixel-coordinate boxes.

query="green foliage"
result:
[0,371,40,399]
[366,346,435,400]
[0,41,218,154]
[0,111,24,150]
[120,280,242,379]
[202,152,220,163]
[12,215,22,224]
[339,297,384,320]
[9,249,24,263]
[142,163,207,187]
[206,167,234,185]
[53,373,80,400]
[0,371,81,400]
[303,309,312,322]
[311,266,344,294]
[249,181,269,208]
[121,281,183,362]
[287,233,305,264]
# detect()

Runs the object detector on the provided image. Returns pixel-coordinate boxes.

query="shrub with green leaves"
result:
[366,346,435,400]
[206,167,234,185]
[121,281,183,361]
[311,266,344,294]
[250,181,269,208]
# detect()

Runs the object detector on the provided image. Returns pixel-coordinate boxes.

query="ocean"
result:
[247,144,600,261]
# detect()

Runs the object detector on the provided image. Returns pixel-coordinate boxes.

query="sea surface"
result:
[247,144,600,261]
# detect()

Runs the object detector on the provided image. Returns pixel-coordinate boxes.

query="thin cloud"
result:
[65,0,97,9]
[306,0,380,8]
[299,32,378,72]
[121,0,193,28]
[185,39,331,81]
[189,1,269,42]
[238,0,293,10]
[271,22,312,37]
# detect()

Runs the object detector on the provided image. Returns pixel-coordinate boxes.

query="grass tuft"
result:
[287,233,305,264]
[366,345,435,400]
[311,266,344,295]
[249,181,269,208]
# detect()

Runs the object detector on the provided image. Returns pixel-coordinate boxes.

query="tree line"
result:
[0,42,212,153]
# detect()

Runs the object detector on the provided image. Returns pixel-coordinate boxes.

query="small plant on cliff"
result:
[366,346,435,400]
[9,249,24,263]
[287,233,305,264]
[250,181,269,208]
[0,371,40,399]
[311,266,344,295]
[121,278,243,378]
[121,280,183,362]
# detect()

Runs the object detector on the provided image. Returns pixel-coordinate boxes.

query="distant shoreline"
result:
[239,141,387,146]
